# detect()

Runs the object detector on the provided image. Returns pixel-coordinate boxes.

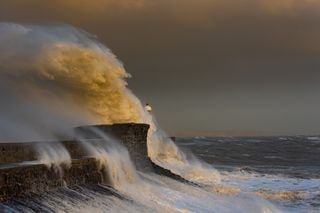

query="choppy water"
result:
[2,136,320,213]
[177,136,320,212]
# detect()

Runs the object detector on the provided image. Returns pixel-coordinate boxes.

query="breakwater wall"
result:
[74,123,151,171]
[0,123,151,201]
[0,123,151,168]
[0,158,102,202]
[0,123,186,202]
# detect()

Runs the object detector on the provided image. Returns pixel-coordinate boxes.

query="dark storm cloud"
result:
[1,0,320,135]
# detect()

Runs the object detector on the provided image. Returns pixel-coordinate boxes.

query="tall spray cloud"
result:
[0,22,220,185]
[0,22,144,142]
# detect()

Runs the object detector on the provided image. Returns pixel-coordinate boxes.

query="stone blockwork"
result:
[0,141,87,164]
[0,123,151,171]
[0,123,152,201]
[0,143,36,164]
[0,123,186,201]
[74,123,152,171]
[0,158,102,202]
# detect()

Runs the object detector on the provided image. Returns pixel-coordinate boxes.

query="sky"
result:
[1,0,320,136]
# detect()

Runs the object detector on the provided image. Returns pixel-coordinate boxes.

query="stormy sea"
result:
[0,23,319,213]
[1,136,318,213]
[177,136,320,212]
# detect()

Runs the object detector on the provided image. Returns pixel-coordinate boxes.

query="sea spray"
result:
[0,22,144,171]
[0,22,144,142]
[34,142,71,176]
[144,114,221,185]
[76,127,139,189]
[0,22,221,185]
[75,131,277,212]
[0,22,282,212]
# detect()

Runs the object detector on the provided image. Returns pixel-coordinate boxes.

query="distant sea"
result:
[177,136,320,212]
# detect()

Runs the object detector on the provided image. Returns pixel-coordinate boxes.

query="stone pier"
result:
[0,123,186,202]
[0,123,151,201]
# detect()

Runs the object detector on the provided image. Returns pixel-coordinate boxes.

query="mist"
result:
[1,0,320,135]
[0,23,144,141]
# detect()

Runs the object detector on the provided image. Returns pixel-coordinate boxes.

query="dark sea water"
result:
[177,136,320,212]
[2,136,320,213]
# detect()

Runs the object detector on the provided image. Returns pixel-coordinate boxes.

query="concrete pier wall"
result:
[0,158,102,201]
[0,123,151,170]
[0,123,151,201]
[0,123,186,202]
[74,123,151,171]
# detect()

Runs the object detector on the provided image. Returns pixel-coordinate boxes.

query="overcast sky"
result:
[1,0,320,136]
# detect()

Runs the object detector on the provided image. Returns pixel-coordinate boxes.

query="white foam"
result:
[34,142,71,175]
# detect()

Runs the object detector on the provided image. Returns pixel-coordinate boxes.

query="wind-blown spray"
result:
[35,142,72,176]
[0,23,280,213]
[0,22,219,184]
[145,114,221,184]
[0,23,144,141]
[76,127,139,189]
[0,22,144,169]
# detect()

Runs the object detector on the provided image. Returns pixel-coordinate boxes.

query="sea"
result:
[177,135,320,212]
[3,23,319,212]
[1,135,319,213]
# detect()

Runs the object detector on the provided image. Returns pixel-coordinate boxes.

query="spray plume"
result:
[0,22,219,185]
[35,142,72,176]
[0,23,144,141]
[76,127,139,189]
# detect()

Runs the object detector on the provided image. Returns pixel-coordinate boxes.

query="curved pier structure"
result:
[74,123,151,171]
[0,123,185,202]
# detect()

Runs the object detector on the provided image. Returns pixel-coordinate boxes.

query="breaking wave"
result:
[0,22,220,186]
[0,23,281,212]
